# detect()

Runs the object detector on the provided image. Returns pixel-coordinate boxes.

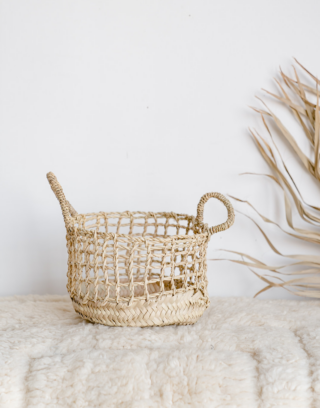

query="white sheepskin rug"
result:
[1,296,320,408]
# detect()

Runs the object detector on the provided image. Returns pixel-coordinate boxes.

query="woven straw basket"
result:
[47,172,234,327]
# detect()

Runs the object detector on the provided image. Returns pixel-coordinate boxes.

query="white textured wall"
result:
[1,0,319,298]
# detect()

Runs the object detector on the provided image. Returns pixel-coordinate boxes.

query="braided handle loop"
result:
[196,192,234,235]
[47,172,77,227]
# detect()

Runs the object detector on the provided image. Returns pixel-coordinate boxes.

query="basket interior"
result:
[74,211,199,237]
[69,212,207,302]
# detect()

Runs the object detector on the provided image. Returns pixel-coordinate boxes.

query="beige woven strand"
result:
[196,192,235,235]
[47,172,77,227]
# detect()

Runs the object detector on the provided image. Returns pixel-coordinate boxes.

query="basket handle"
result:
[196,192,234,235]
[47,172,77,227]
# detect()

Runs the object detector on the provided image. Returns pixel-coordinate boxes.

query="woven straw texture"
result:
[47,172,234,327]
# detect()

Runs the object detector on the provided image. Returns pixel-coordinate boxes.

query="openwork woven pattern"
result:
[47,172,234,327]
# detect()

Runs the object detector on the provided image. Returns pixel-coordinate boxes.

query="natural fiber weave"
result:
[47,172,234,327]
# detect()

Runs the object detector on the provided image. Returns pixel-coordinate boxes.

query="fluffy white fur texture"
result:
[1,296,320,408]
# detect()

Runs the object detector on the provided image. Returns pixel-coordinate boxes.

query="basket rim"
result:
[67,210,209,242]
[74,210,196,218]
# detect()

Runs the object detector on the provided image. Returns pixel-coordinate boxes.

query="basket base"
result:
[71,290,209,327]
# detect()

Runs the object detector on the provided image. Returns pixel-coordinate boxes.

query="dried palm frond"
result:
[216,60,320,298]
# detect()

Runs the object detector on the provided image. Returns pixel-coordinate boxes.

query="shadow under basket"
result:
[47,172,235,327]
